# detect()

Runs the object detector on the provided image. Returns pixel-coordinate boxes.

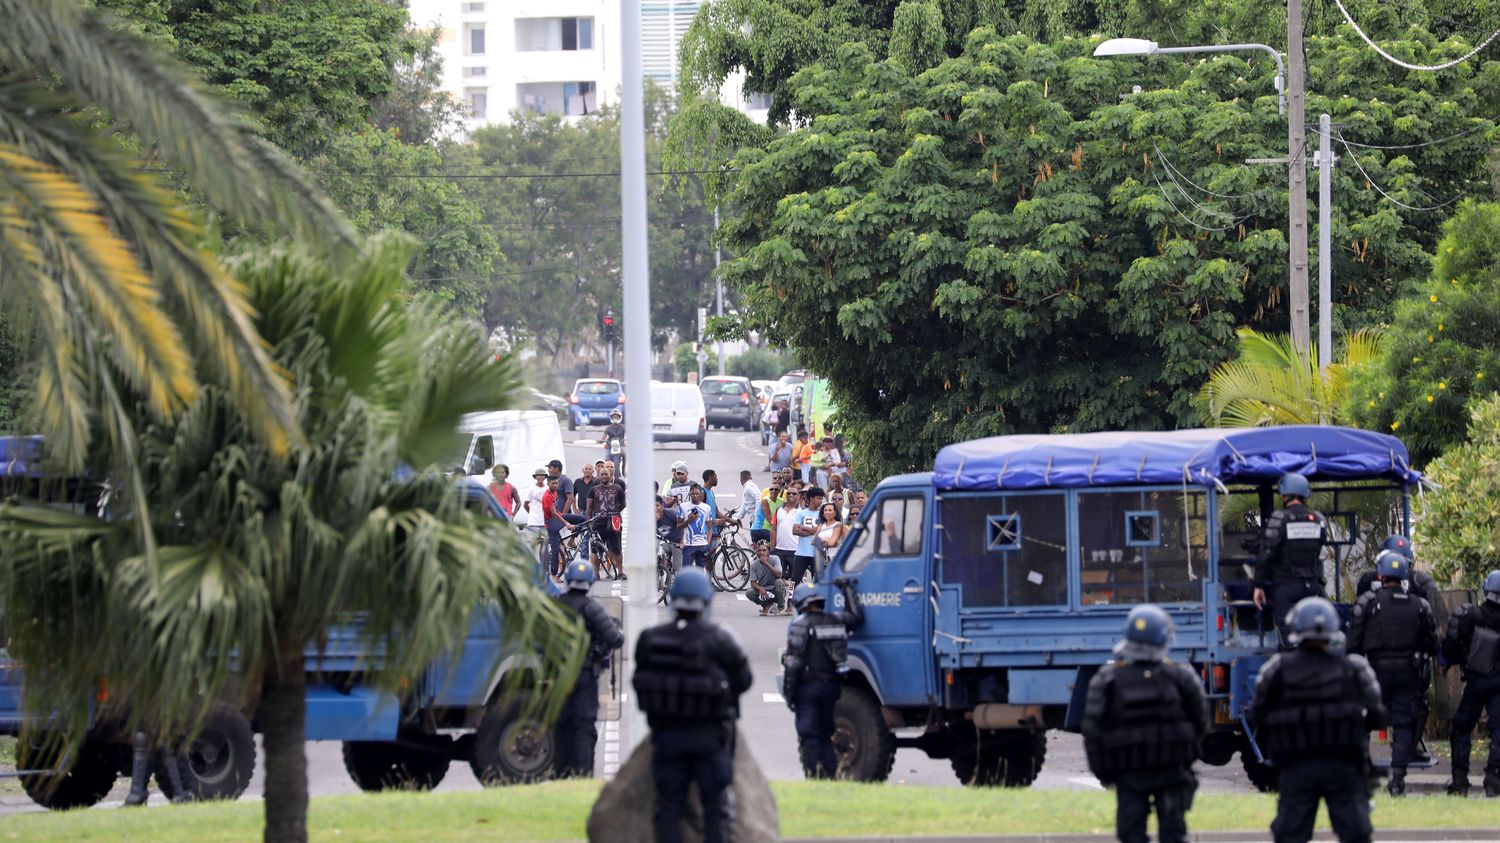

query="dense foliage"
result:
[1348,201,1500,463]
[1196,329,1381,427]
[716,27,1498,476]
[1416,393,1500,587]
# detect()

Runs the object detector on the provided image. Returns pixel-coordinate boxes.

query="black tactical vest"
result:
[1261,651,1367,761]
[1467,606,1500,676]
[1270,504,1325,580]
[633,621,731,721]
[1361,590,1423,659]
[1093,663,1200,775]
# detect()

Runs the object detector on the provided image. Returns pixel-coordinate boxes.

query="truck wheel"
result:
[154,704,256,801]
[342,737,451,792]
[695,435,706,451]
[1201,732,1238,766]
[1241,749,1279,793]
[470,696,555,785]
[831,685,895,782]
[950,727,1047,787]
[19,741,120,810]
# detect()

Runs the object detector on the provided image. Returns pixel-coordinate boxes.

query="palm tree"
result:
[0,235,582,843]
[1195,328,1383,427]
[0,0,354,479]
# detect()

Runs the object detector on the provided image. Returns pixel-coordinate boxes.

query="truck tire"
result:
[695,435,706,451]
[19,741,120,810]
[342,737,451,792]
[950,727,1047,787]
[831,685,896,782]
[1241,749,1279,793]
[470,695,555,785]
[154,704,256,802]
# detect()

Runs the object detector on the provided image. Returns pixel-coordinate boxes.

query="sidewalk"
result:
[784,832,1500,843]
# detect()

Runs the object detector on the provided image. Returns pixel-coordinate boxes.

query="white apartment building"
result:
[406,0,769,130]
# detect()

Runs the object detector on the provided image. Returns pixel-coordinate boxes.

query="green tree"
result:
[675,341,722,380]
[889,1,947,74]
[714,29,1497,477]
[0,0,350,475]
[0,235,580,843]
[1195,328,1382,426]
[1348,201,1500,463]
[1416,393,1500,587]
[728,347,796,380]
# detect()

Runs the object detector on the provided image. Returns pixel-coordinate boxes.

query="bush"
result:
[673,342,720,381]
[1417,394,1500,588]
[727,347,794,381]
[1348,201,1500,464]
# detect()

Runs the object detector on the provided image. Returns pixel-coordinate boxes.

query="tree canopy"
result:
[715,26,1498,477]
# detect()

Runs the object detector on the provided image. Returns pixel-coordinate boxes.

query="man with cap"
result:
[634,568,753,843]
[522,466,550,568]
[1082,605,1207,843]
[1346,550,1438,796]
[1441,569,1500,797]
[554,559,624,778]
[1252,473,1328,648]
[782,577,864,778]
[1250,597,1386,843]
[663,460,693,509]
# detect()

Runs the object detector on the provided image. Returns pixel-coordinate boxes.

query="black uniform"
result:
[554,589,624,778]
[1354,568,1441,608]
[1346,586,1437,780]
[782,581,864,779]
[1442,599,1500,793]
[1081,658,1208,843]
[1250,648,1385,843]
[1253,503,1327,648]
[634,616,753,843]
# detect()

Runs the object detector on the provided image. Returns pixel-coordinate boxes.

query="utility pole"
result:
[1316,113,1336,375]
[618,0,653,754]
[1287,0,1311,356]
[714,206,725,377]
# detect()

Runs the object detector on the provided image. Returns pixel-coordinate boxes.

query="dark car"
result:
[699,376,757,431]
[569,378,626,430]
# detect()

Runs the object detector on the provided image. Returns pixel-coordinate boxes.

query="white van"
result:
[650,381,706,450]
[456,410,566,479]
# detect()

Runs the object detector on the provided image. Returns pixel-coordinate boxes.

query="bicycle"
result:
[656,528,676,606]
[707,509,752,593]
[558,514,610,576]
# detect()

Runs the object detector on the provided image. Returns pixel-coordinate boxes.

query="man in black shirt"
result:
[1252,473,1327,649]
[603,410,626,478]
[585,462,627,580]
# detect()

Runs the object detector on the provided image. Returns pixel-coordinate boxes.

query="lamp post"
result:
[1094,37,1319,360]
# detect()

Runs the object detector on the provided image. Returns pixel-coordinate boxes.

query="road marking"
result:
[604,752,619,763]
[762,692,784,704]
[1068,776,1105,790]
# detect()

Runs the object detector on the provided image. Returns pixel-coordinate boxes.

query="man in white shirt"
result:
[738,470,761,529]
[679,484,714,569]
[523,467,549,567]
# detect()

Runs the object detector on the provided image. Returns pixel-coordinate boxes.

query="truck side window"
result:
[470,435,495,475]
[940,494,1067,607]
[1078,489,1206,605]
[841,495,924,574]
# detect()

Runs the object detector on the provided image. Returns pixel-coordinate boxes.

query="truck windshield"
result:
[842,495,924,573]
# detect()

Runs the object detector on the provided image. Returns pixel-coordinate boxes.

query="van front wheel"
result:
[831,685,895,782]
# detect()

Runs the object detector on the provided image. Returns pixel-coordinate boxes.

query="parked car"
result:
[457,410,566,478]
[699,376,758,432]
[567,378,626,431]
[650,381,706,450]
[751,380,778,409]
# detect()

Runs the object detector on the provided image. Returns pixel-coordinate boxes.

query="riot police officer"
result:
[1081,605,1207,843]
[633,567,753,843]
[1252,473,1328,648]
[782,577,864,779]
[1441,569,1500,797]
[554,559,624,778]
[1250,597,1385,843]
[1355,535,1442,608]
[1346,550,1437,796]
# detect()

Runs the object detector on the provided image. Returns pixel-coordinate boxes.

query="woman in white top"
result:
[773,493,801,585]
[812,502,848,579]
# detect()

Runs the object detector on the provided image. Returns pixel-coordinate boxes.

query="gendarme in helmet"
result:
[1114,604,1174,662]
[1286,596,1343,647]
[792,583,825,613]
[1278,472,1311,500]
[1381,534,1414,560]
[1485,570,1500,604]
[1374,550,1410,581]
[669,566,713,614]
[564,558,597,592]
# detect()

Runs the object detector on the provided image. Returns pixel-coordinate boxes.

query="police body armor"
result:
[1360,589,1424,661]
[1452,604,1500,677]
[634,621,732,721]
[558,590,618,673]
[1093,664,1199,776]
[1262,505,1326,581]
[1262,651,1368,761]
[785,613,848,677]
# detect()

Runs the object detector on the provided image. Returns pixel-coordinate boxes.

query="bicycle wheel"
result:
[656,559,674,605]
[709,546,751,592]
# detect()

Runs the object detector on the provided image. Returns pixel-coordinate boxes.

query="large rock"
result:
[587,728,779,842]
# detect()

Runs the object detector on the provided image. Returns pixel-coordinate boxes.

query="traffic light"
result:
[602,309,615,343]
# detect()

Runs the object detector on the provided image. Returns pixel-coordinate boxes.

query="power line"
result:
[1332,0,1500,71]
[1308,122,1492,150]
[141,166,730,181]
[1151,142,1259,200]
[1149,167,1254,233]
[1332,131,1463,212]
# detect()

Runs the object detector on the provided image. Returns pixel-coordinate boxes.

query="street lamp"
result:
[1092,38,1285,115]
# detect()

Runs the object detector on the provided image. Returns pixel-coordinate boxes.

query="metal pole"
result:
[618,0,653,754]
[1317,113,1334,376]
[714,206,725,377]
[1287,0,1311,356]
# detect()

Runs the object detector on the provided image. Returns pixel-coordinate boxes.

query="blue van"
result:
[812,426,1421,790]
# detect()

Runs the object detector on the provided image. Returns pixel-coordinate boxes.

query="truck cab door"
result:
[835,491,934,705]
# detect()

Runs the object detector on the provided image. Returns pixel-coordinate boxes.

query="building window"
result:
[461,1,486,12]
[515,17,595,51]
[465,24,486,56]
[463,66,487,78]
[465,87,488,120]
[517,81,597,116]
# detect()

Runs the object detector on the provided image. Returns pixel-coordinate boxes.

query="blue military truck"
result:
[1,465,589,809]
[816,426,1420,790]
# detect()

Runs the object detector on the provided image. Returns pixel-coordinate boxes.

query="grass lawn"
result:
[5,780,1498,842]
[0,736,20,797]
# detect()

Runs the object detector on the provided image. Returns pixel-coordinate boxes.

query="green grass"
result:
[0,736,19,797]
[4,781,1498,842]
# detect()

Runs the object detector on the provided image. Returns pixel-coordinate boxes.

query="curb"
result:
[781,832,1500,843]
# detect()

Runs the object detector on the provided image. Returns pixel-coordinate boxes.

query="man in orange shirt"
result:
[793,429,814,483]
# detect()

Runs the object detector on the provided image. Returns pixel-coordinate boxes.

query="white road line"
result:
[604,753,619,763]
[762,692,784,704]
[1067,776,1105,790]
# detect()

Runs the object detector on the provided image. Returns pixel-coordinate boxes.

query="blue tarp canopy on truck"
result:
[932,426,1422,491]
